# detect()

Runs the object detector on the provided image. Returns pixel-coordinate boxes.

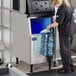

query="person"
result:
[46,0,75,73]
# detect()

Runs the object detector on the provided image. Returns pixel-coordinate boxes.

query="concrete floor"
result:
[0,57,76,76]
[13,50,76,73]
[0,50,76,75]
[12,57,76,73]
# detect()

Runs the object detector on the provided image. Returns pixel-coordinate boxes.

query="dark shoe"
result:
[57,68,71,74]
[71,68,74,72]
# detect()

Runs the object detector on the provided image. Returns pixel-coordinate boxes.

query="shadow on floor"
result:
[28,68,76,76]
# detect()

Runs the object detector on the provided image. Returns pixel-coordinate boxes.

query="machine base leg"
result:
[47,56,52,70]
[49,61,51,70]
[0,59,3,65]
[16,57,19,64]
[30,65,33,72]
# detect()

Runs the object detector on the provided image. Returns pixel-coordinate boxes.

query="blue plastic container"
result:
[40,29,54,57]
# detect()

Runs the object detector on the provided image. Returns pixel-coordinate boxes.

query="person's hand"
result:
[46,25,52,30]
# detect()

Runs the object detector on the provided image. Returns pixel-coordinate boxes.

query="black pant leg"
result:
[59,36,73,71]
[69,36,74,70]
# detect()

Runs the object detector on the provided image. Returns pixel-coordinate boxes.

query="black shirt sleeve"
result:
[56,8,66,25]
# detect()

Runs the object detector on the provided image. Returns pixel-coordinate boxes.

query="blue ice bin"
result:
[30,17,52,34]
[30,17,54,57]
[40,32,54,57]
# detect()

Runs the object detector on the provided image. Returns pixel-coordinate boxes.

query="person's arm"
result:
[47,6,66,30]
[47,21,59,30]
